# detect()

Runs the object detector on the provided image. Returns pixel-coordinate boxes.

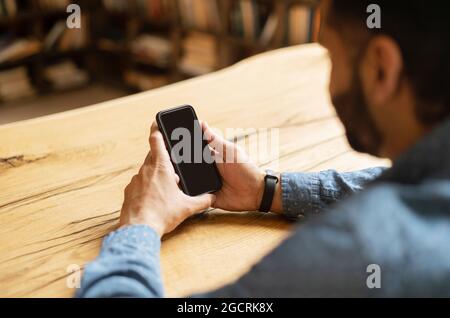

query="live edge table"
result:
[0,44,388,297]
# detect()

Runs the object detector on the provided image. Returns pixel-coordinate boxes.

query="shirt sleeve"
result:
[76,225,164,298]
[195,187,389,298]
[281,167,386,219]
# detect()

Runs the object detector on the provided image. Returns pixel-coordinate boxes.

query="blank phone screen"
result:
[158,106,222,196]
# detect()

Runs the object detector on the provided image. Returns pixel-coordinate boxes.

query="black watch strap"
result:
[259,170,279,213]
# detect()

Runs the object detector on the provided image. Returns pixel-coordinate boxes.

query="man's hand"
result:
[119,122,216,238]
[202,122,283,213]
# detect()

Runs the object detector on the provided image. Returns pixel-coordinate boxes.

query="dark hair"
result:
[328,0,450,125]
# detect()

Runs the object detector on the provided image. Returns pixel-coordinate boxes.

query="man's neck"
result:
[382,123,432,161]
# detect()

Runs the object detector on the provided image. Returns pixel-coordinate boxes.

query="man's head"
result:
[319,0,450,159]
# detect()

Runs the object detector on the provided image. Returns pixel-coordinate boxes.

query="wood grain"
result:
[0,44,389,297]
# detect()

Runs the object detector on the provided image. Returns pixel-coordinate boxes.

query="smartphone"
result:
[156,105,222,196]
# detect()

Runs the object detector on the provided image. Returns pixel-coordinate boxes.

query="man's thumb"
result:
[189,194,216,214]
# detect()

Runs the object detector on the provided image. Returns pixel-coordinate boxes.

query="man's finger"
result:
[202,121,218,143]
[144,151,152,165]
[202,121,229,157]
[187,193,216,215]
[151,120,159,134]
[149,121,170,164]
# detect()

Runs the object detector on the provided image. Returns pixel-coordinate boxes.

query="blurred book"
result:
[0,0,18,17]
[230,0,274,43]
[43,60,89,90]
[124,69,169,91]
[260,13,278,46]
[37,0,70,11]
[44,16,88,52]
[288,5,314,45]
[102,0,129,13]
[59,15,88,51]
[178,0,221,33]
[240,0,256,40]
[0,0,30,18]
[311,9,321,42]
[0,67,36,101]
[136,0,171,22]
[44,21,66,51]
[131,34,171,67]
[179,32,218,76]
[0,37,42,63]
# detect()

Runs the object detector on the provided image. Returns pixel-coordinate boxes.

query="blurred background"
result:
[0,0,320,124]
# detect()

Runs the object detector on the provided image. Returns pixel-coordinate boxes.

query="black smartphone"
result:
[156,105,222,196]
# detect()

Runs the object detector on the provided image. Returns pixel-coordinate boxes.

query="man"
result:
[77,0,450,297]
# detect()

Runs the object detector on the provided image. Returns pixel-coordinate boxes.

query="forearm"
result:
[76,225,164,298]
[271,167,386,218]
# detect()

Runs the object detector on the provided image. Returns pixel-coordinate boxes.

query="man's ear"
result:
[360,35,403,106]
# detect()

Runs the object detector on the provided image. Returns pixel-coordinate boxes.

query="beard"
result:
[331,72,383,156]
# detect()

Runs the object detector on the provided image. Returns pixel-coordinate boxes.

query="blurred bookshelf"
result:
[0,0,320,103]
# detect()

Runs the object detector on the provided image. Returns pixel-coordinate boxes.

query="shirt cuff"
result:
[281,172,322,219]
[100,224,161,257]
[76,225,164,298]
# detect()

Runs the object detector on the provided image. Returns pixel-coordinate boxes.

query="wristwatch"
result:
[259,170,279,213]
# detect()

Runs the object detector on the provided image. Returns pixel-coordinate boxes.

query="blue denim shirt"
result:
[77,119,450,297]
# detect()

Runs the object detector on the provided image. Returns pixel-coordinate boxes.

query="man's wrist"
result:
[119,212,164,238]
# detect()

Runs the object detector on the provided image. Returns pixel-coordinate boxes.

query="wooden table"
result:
[0,44,388,297]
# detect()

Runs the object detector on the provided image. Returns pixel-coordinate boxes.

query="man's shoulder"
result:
[342,178,450,216]
[326,178,450,242]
